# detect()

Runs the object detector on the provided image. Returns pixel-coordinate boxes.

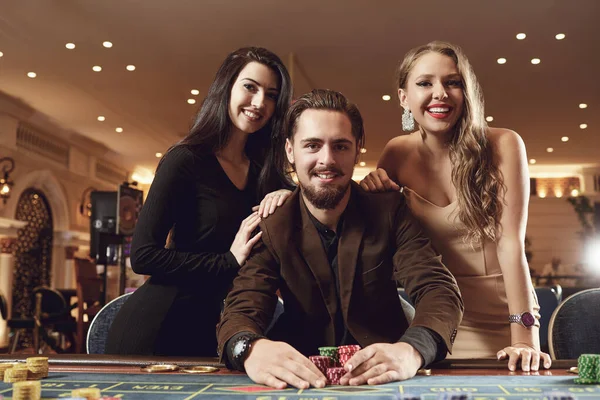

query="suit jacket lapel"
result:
[298,195,338,325]
[337,186,365,317]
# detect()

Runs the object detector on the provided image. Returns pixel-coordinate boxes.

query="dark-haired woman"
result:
[106,47,293,356]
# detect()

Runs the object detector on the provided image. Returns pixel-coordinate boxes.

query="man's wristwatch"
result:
[231,333,264,371]
[508,311,536,328]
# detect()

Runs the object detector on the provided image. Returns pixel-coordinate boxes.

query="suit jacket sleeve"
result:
[217,222,280,362]
[391,197,464,352]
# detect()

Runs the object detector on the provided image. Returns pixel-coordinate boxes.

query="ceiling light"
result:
[497,58,507,64]
[97,116,105,122]
[531,58,541,65]
[516,33,527,40]
[115,127,123,133]
[191,89,200,96]
[579,103,588,109]
[359,162,366,167]
[187,99,196,104]
[92,66,102,72]
[561,136,569,142]
[555,33,566,40]
[65,43,76,50]
[571,189,579,197]
[0,51,3,57]
[360,148,367,154]
[580,123,588,129]
[126,65,136,71]
[27,72,37,78]
[103,41,113,48]
[155,152,163,158]
[382,95,391,101]
[546,147,554,153]
[486,116,494,122]
[529,159,536,164]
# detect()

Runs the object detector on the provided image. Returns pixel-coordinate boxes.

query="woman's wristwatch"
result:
[508,311,536,328]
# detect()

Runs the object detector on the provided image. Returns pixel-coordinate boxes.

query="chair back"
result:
[87,293,132,354]
[549,288,600,359]
[74,258,103,307]
[31,286,68,321]
[535,286,560,352]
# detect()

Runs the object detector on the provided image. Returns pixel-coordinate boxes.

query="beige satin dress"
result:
[403,187,511,358]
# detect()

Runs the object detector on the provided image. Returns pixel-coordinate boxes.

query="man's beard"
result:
[300,169,350,210]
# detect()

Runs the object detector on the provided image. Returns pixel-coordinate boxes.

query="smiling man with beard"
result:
[217,89,463,389]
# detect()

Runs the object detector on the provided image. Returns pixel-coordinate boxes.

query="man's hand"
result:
[339,342,422,386]
[244,339,327,390]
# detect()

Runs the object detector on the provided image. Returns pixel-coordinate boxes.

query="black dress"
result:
[105,146,259,356]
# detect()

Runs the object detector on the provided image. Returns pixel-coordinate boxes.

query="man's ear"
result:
[285,138,294,165]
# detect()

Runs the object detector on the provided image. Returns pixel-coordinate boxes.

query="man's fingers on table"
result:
[258,372,288,390]
[347,363,387,386]
[367,370,403,385]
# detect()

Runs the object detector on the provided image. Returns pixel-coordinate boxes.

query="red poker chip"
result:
[326,367,346,385]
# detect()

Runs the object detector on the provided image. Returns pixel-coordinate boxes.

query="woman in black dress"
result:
[105,47,293,356]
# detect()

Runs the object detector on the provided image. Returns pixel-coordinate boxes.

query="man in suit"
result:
[217,89,463,389]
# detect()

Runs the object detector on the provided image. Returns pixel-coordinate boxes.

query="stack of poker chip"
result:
[575,354,600,384]
[317,347,339,366]
[0,363,18,381]
[337,345,360,367]
[71,387,102,399]
[12,380,41,400]
[3,364,29,383]
[308,356,334,375]
[326,367,346,385]
[26,357,49,380]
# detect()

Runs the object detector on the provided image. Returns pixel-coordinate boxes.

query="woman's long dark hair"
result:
[161,47,294,197]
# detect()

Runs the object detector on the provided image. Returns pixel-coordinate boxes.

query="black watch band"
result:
[230,333,265,371]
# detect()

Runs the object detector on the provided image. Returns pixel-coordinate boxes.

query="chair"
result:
[74,258,104,353]
[550,284,563,302]
[87,292,132,354]
[7,286,76,353]
[535,286,561,353]
[549,288,600,359]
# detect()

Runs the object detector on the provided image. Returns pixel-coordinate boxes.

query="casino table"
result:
[0,355,594,400]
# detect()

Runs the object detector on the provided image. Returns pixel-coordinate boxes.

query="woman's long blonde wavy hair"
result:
[396,41,504,244]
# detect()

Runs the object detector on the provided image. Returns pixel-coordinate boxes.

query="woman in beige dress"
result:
[360,41,551,372]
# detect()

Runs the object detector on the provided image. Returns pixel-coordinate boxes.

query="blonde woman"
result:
[360,41,551,372]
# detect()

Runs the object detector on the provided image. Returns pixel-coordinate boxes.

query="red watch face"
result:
[521,312,535,327]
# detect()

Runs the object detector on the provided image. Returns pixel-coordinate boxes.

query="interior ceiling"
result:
[0,0,598,177]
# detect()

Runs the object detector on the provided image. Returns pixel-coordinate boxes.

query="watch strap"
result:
[230,333,265,371]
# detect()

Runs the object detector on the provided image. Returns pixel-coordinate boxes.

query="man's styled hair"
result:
[283,89,365,150]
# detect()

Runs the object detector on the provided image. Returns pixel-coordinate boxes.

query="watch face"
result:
[521,312,535,327]
[232,339,247,359]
